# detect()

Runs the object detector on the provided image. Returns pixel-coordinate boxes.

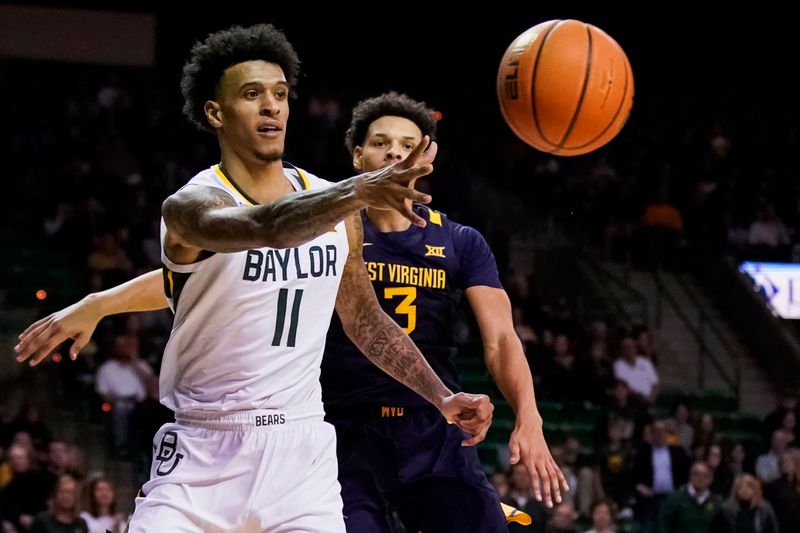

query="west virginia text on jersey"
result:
[322,205,501,409]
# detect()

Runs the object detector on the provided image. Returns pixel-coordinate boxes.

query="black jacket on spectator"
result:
[709,499,778,533]
[0,470,51,531]
[633,443,690,492]
[763,475,800,533]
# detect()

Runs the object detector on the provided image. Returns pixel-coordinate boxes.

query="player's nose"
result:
[260,96,280,116]
[385,142,404,161]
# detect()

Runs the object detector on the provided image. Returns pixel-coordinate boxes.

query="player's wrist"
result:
[514,411,543,431]
[344,173,372,209]
[433,388,454,413]
[82,293,107,320]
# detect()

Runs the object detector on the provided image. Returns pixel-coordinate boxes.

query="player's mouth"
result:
[256,121,282,137]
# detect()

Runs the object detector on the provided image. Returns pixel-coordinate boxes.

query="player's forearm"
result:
[245,179,368,249]
[484,334,542,428]
[87,269,168,317]
[346,308,452,408]
[170,181,368,253]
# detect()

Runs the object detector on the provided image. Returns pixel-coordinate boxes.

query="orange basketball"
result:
[497,19,634,156]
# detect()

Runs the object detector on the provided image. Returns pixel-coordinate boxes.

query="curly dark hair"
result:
[344,92,437,153]
[180,24,301,132]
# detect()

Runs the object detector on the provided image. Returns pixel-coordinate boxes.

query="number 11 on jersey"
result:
[272,288,304,347]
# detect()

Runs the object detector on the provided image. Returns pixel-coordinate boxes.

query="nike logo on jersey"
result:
[363,243,373,246]
[424,245,446,258]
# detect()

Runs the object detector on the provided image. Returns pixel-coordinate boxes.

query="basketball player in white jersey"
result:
[16,24,492,532]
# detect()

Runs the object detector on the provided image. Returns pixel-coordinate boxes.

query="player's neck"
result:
[219,155,293,204]
[365,206,413,233]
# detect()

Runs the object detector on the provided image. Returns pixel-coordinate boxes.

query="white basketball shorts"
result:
[127,406,345,532]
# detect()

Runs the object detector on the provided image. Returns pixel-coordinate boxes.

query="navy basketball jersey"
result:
[321,205,502,409]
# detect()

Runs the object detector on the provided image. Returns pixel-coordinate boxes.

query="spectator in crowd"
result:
[599,379,650,445]
[763,450,800,533]
[80,476,124,533]
[597,418,636,515]
[705,443,733,497]
[658,461,720,533]
[633,324,658,365]
[545,333,583,404]
[691,413,717,461]
[0,443,50,532]
[639,186,684,270]
[763,389,800,445]
[755,429,791,484]
[545,502,577,533]
[613,334,659,403]
[633,421,690,533]
[504,463,548,533]
[86,230,134,291]
[710,473,777,533]
[489,471,510,501]
[585,500,617,533]
[29,474,88,533]
[6,402,51,452]
[747,203,790,261]
[579,320,614,405]
[668,403,694,453]
[42,440,82,495]
[94,334,153,458]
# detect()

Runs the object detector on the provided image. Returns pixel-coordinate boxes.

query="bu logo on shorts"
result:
[154,431,185,476]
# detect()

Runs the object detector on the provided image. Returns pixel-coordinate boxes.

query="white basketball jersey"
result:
[159,164,349,414]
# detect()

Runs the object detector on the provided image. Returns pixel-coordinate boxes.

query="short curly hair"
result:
[180,24,301,132]
[344,92,437,153]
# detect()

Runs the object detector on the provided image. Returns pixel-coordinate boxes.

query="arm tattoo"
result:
[336,215,450,406]
[162,179,366,254]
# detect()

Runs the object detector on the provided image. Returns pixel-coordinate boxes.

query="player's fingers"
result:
[554,460,570,492]
[404,188,432,205]
[417,140,438,166]
[508,438,521,465]
[397,135,430,169]
[536,460,553,508]
[529,464,543,503]
[399,201,427,228]
[15,320,52,354]
[70,333,90,361]
[461,426,488,446]
[393,162,435,186]
[29,336,64,366]
[18,316,49,342]
[454,416,483,434]
[546,461,562,504]
[16,323,57,362]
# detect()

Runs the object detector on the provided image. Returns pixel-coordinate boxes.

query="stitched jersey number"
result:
[272,288,304,347]
[384,287,417,334]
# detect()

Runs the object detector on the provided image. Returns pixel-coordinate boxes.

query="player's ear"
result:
[352,146,364,172]
[205,100,223,129]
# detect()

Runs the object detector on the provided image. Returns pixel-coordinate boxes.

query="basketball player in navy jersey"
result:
[15,91,563,530]
[320,92,566,532]
[15,25,493,533]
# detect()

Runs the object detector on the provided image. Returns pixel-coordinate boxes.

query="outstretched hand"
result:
[14,297,100,366]
[438,392,494,446]
[508,423,570,508]
[354,135,439,227]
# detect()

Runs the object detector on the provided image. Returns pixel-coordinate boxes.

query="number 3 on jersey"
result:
[384,286,417,334]
[272,288,303,347]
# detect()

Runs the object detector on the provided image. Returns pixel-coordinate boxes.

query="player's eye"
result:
[245,90,259,98]
[404,144,415,151]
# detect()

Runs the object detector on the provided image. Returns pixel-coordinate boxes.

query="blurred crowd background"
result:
[2,4,800,533]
